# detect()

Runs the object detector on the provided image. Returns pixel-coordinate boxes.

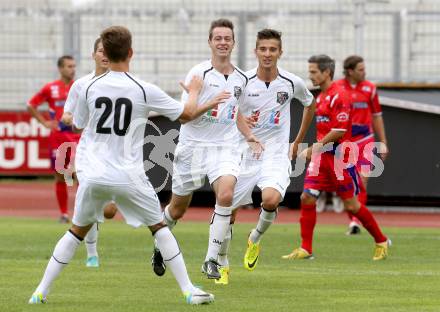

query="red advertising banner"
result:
[0,111,52,175]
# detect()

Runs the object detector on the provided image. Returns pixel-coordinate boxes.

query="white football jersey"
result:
[74,71,184,185]
[64,71,96,114]
[241,67,314,158]
[178,60,248,146]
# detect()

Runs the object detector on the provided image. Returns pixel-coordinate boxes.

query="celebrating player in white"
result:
[28,26,228,305]
[152,18,250,280]
[214,29,316,284]
[62,37,118,268]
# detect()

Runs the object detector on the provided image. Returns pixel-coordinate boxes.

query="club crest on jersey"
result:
[336,112,349,122]
[362,85,371,92]
[234,86,242,100]
[277,91,289,105]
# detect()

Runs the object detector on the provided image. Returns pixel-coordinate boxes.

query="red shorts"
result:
[303,152,361,200]
[49,131,81,170]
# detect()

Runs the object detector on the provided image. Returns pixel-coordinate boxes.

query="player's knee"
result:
[301,192,316,205]
[103,202,117,219]
[170,205,186,220]
[262,197,279,211]
[216,190,234,206]
[343,200,360,213]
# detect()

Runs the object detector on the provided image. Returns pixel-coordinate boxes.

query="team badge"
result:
[336,112,349,122]
[277,91,289,105]
[234,86,242,100]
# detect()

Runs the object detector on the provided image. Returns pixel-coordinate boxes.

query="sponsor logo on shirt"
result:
[234,86,242,100]
[316,116,330,123]
[336,112,349,122]
[207,105,219,118]
[227,104,237,119]
[353,101,368,109]
[250,110,260,123]
[269,110,280,125]
[248,93,259,97]
[55,100,65,107]
[209,83,220,88]
[277,91,289,105]
[50,85,60,98]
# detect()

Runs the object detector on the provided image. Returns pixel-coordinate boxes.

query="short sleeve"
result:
[73,84,89,129]
[370,85,382,116]
[28,84,50,107]
[293,77,314,107]
[147,83,184,121]
[64,80,81,113]
[330,93,350,132]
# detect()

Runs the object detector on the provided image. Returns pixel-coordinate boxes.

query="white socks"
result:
[205,205,232,262]
[154,227,194,293]
[85,223,98,258]
[249,207,277,244]
[217,223,233,267]
[163,205,177,230]
[35,230,82,297]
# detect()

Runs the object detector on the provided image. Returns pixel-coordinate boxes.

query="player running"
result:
[210,29,315,284]
[151,18,250,280]
[28,26,228,305]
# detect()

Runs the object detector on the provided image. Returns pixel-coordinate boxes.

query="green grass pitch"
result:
[1,217,439,311]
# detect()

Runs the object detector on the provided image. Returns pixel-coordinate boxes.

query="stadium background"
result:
[0,0,439,207]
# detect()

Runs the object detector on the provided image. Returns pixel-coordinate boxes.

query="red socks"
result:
[299,203,317,254]
[354,205,387,243]
[55,181,68,215]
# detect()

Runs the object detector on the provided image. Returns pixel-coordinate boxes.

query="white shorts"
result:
[231,156,292,209]
[72,178,162,228]
[171,144,241,196]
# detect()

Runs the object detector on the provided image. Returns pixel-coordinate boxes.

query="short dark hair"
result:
[256,28,282,49]
[343,55,364,76]
[100,26,132,62]
[209,18,234,40]
[308,54,335,79]
[57,55,74,68]
[93,37,102,53]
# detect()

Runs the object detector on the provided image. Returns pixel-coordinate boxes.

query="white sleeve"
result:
[73,85,89,129]
[64,80,81,114]
[147,84,184,121]
[294,77,314,107]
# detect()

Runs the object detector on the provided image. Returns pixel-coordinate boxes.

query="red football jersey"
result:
[28,79,74,128]
[336,79,382,142]
[315,82,351,145]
